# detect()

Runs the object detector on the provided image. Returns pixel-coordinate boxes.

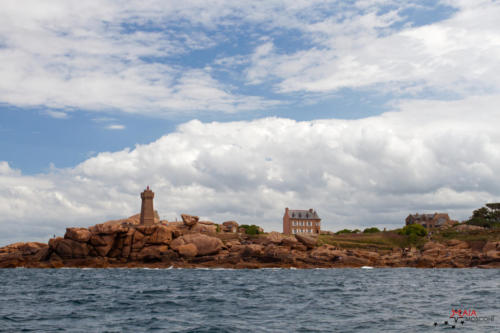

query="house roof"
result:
[287,209,320,220]
[407,213,449,221]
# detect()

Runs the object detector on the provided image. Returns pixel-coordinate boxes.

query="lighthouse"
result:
[140,186,155,225]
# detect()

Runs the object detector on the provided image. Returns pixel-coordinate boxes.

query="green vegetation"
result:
[316,204,500,251]
[215,224,221,233]
[239,224,262,235]
[397,224,427,247]
[316,202,500,251]
[399,224,427,237]
[336,229,354,235]
[318,232,409,251]
[318,224,500,252]
[363,227,380,234]
[466,204,500,229]
[432,227,500,243]
[336,229,362,235]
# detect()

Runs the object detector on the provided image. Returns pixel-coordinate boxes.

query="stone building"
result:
[140,186,155,225]
[222,221,239,233]
[405,213,453,229]
[283,208,321,235]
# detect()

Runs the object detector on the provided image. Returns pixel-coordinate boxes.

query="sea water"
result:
[0,268,498,332]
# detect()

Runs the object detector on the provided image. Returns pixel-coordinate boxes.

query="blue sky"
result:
[1,0,500,245]
[0,0,456,174]
[0,89,395,174]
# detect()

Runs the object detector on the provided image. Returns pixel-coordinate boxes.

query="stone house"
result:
[405,213,453,229]
[283,208,321,235]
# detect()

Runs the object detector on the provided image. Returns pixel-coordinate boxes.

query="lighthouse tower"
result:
[140,186,155,225]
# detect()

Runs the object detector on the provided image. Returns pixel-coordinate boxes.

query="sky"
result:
[1,0,500,245]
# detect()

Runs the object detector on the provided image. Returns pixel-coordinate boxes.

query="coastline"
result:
[1,214,499,270]
[6,262,500,270]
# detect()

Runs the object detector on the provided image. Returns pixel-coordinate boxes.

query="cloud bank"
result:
[1,96,499,245]
[246,1,500,96]
[1,1,499,116]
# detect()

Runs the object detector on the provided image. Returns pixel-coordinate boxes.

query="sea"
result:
[0,268,498,332]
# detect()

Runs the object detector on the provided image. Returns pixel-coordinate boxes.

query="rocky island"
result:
[1,213,499,269]
[1,187,499,269]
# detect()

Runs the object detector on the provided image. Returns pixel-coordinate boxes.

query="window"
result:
[292,229,296,234]
[308,221,312,226]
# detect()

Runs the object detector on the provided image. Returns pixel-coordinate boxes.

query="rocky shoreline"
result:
[1,214,499,269]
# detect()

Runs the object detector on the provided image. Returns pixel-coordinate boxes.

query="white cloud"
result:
[1,95,499,245]
[0,0,286,115]
[1,1,486,116]
[0,162,21,176]
[2,1,500,245]
[43,110,68,119]
[106,124,126,130]
[245,1,500,96]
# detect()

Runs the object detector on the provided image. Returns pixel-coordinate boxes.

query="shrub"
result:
[399,224,427,237]
[465,205,500,229]
[466,217,500,229]
[397,224,427,247]
[363,227,380,234]
[335,229,353,235]
[239,224,261,235]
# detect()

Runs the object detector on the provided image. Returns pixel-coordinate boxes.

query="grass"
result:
[431,227,500,243]
[215,224,500,250]
[317,226,500,251]
[318,232,415,251]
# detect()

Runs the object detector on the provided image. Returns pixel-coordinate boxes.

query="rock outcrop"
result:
[1,215,499,269]
[173,233,224,256]
[295,234,318,249]
[181,214,199,227]
[65,228,92,243]
[266,231,284,244]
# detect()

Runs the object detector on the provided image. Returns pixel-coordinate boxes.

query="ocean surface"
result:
[0,268,498,332]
